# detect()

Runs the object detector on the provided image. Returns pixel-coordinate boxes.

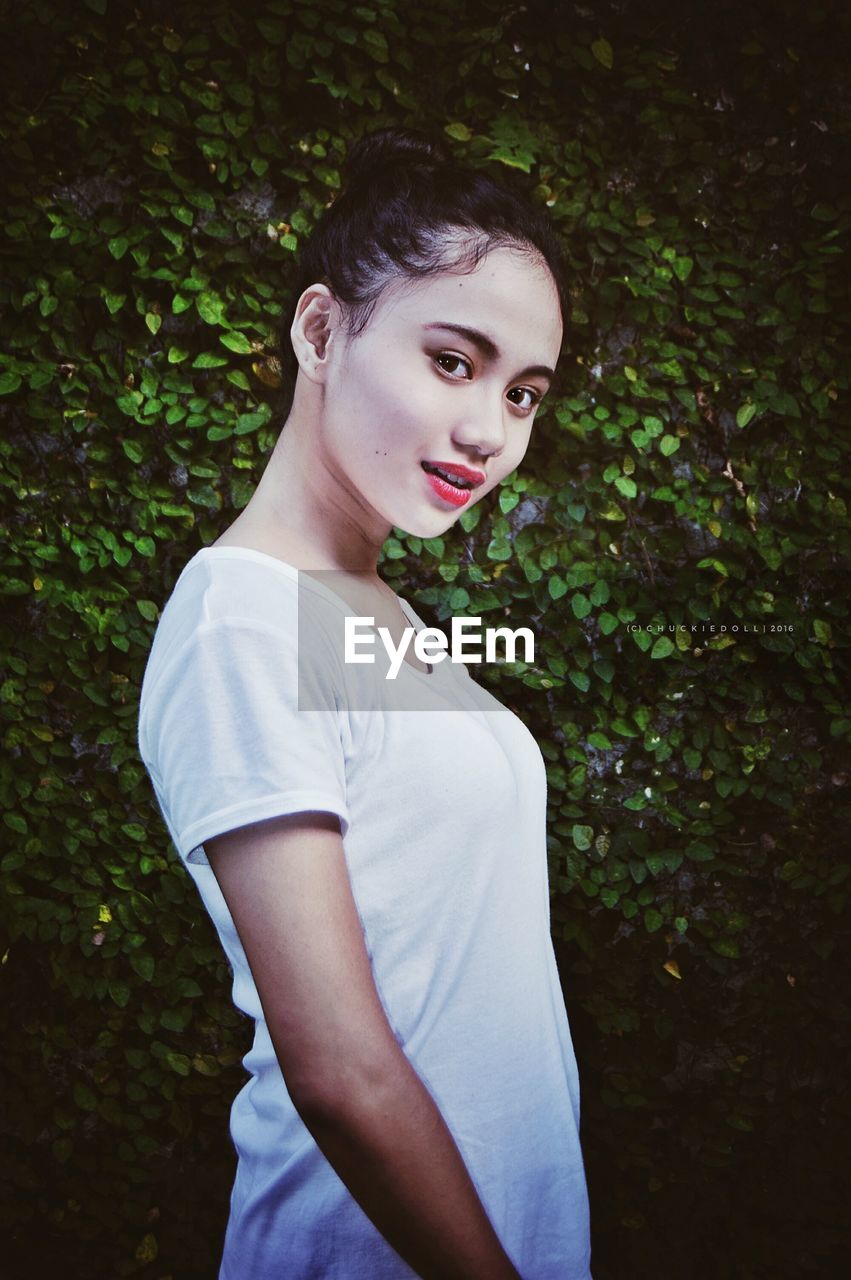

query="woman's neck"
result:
[233,410,392,575]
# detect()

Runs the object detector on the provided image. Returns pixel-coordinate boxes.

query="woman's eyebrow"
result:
[422,322,555,383]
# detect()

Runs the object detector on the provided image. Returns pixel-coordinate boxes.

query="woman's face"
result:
[312,243,563,541]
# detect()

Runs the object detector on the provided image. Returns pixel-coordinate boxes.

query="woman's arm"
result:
[205,811,522,1280]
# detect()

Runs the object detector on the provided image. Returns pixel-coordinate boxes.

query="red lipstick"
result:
[421,459,486,508]
[422,460,487,487]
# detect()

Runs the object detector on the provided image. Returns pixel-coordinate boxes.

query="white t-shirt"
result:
[137,545,592,1280]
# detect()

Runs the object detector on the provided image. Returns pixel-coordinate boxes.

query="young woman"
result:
[138,128,592,1280]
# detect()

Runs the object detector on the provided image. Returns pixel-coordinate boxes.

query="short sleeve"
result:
[140,617,350,866]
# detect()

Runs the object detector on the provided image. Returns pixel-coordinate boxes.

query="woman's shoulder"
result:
[141,543,352,721]
[170,544,301,631]
[170,542,373,662]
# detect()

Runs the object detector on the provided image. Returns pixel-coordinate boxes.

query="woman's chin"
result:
[392,508,473,539]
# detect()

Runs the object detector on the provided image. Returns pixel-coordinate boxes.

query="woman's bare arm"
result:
[205,811,522,1280]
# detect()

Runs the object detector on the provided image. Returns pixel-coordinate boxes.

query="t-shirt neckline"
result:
[185,545,440,680]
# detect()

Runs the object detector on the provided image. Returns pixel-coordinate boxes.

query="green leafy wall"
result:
[1,1,849,1276]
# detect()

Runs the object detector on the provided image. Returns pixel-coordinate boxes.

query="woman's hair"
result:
[278,127,568,390]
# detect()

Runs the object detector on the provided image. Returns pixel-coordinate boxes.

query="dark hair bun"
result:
[278,123,568,395]
[342,127,452,189]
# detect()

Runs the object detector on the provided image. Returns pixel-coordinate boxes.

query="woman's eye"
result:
[434,352,472,379]
[432,355,542,412]
[507,386,543,411]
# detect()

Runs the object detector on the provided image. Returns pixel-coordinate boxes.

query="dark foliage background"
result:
[1,0,849,1277]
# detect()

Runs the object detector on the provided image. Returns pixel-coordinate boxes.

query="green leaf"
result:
[109,980,130,1008]
[130,952,155,982]
[135,1234,159,1264]
[192,351,228,368]
[650,636,675,659]
[0,372,22,395]
[685,840,715,862]
[362,29,389,61]
[591,37,613,68]
[813,619,832,644]
[696,557,729,576]
[234,411,266,434]
[644,908,664,933]
[736,403,757,428]
[174,978,204,999]
[220,331,253,354]
[74,1082,97,1110]
[157,225,184,254]
[572,824,594,850]
[197,293,226,325]
[115,393,142,416]
[444,122,472,141]
[166,1052,191,1076]
[122,439,144,463]
[189,189,216,213]
[659,434,680,456]
[614,475,637,498]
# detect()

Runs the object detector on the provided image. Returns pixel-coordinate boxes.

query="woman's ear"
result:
[290,283,341,384]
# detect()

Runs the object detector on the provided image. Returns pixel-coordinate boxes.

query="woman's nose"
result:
[450,393,507,460]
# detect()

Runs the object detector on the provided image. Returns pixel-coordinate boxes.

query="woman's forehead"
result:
[371,246,563,363]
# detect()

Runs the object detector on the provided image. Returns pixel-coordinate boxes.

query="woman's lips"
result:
[423,467,473,507]
[421,459,485,508]
[422,460,486,487]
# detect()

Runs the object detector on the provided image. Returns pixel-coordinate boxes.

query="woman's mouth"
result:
[421,460,484,508]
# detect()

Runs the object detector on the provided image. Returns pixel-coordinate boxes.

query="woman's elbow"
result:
[283,1041,404,1130]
